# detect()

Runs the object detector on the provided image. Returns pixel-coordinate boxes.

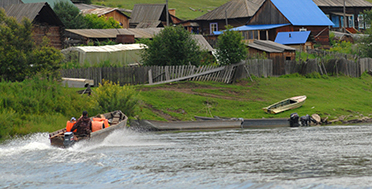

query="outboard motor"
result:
[288,113,300,127]
[63,132,75,148]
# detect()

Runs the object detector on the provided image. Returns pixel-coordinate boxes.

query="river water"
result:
[1,125,372,188]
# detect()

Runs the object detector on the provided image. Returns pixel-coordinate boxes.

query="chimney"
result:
[168,8,176,16]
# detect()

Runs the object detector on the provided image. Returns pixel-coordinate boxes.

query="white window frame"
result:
[210,23,218,34]
[358,14,365,29]
[348,15,354,28]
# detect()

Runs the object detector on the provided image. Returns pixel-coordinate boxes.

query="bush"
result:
[92,80,139,117]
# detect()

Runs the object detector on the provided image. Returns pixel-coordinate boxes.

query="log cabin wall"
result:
[198,18,250,35]
[33,25,63,50]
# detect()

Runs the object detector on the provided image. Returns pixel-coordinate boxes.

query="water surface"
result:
[1,125,372,188]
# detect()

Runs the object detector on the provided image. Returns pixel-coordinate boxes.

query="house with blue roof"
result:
[275,31,313,52]
[238,0,333,48]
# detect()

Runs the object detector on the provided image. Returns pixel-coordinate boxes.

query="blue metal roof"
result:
[231,23,290,31]
[213,23,290,35]
[271,0,334,26]
[275,31,311,45]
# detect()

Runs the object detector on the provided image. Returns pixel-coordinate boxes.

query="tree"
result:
[0,9,33,81]
[83,14,122,29]
[140,26,202,66]
[216,26,248,65]
[53,1,87,29]
[0,9,63,81]
[358,10,372,57]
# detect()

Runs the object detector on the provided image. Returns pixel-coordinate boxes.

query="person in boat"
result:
[66,117,77,132]
[70,111,92,138]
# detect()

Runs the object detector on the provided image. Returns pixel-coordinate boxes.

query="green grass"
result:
[92,0,229,20]
[136,74,372,121]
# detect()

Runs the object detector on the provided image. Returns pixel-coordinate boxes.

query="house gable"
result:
[130,4,171,27]
[247,0,289,25]
[5,2,64,49]
[248,0,333,26]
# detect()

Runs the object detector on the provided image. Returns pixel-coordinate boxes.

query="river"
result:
[1,125,372,188]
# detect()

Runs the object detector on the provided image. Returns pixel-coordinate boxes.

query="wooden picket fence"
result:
[60,58,372,86]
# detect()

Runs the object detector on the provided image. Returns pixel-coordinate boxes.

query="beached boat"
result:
[262,95,307,114]
[49,110,128,148]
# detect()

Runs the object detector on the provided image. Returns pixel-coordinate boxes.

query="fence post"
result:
[148,69,153,84]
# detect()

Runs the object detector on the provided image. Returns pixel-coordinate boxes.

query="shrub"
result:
[92,80,139,117]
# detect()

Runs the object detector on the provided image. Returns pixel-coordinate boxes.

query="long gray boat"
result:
[195,116,289,128]
[130,119,242,131]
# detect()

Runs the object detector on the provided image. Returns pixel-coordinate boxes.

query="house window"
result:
[242,31,249,40]
[331,15,340,28]
[358,14,364,29]
[348,15,354,28]
[210,23,218,34]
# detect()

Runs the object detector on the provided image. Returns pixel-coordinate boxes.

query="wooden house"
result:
[247,40,296,75]
[5,2,64,49]
[274,31,314,52]
[240,0,334,47]
[313,0,372,32]
[129,4,182,28]
[0,0,22,9]
[81,8,130,28]
[193,0,264,35]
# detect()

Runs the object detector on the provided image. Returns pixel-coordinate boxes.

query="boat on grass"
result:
[263,95,307,114]
[49,110,127,148]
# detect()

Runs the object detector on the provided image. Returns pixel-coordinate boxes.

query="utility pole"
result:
[166,0,169,26]
[343,0,346,33]
[225,10,228,26]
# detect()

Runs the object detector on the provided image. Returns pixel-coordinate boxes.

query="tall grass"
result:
[0,77,141,141]
[0,77,95,140]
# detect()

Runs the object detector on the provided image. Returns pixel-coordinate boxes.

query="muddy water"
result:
[1,125,372,188]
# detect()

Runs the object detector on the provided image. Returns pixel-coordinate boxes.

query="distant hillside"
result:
[91,0,229,20]
[92,0,372,20]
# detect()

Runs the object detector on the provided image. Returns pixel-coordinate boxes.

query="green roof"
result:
[22,0,74,8]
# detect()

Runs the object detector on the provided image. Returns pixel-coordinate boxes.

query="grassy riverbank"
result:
[2,73,372,142]
[136,73,372,122]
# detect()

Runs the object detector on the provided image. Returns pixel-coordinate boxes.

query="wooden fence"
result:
[284,58,372,77]
[60,58,372,86]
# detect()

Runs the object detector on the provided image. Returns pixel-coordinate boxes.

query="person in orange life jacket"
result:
[66,117,77,132]
[70,111,92,137]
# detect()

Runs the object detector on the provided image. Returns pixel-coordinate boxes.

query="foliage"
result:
[92,80,140,117]
[216,26,248,65]
[200,50,217,65]
[83,14,122,29]
[329,41,356,55]
[53,1,87,29]
[0,77,94,140]
[140,26,202,66]
[30,38,64,78]
[0,9,33,81]
[0,10,63,81]
[87,40,117,46]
